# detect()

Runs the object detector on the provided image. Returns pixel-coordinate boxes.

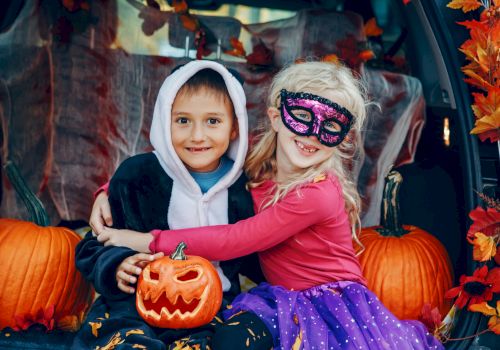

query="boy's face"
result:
[171,88,238,172]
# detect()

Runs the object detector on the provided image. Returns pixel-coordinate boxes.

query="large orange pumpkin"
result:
[0,161,94,331]
[357,170,454,320]
[136,242,222,329]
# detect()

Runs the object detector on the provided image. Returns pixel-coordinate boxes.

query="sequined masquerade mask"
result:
[279,89,354,147]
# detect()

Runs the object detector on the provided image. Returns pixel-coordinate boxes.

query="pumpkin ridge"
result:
[409,236,428,316]
[32,226,57,316]
[55,229,76,318]
[20,226,45,319]
[0,225,23,324]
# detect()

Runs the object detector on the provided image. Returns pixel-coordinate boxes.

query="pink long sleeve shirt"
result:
[150,174,366,290]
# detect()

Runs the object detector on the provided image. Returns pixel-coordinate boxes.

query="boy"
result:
[72,61,266,350]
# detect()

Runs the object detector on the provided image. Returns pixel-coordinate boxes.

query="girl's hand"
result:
[97,227,154,253]
[116,252,164,293]
[90,191,112,235]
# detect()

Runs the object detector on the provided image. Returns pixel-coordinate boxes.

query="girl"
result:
[96,61,444,350]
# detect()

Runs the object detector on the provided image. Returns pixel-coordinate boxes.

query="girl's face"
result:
[268,90,341,181]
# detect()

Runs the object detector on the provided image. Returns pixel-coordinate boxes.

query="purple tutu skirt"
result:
[223,281,444,350]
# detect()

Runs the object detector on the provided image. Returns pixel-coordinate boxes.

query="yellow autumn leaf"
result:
[469,302,497,316]
[89,321,102,337]
[126,329,145,337]
[447,0,482,13]
[470,232,497,261]
[292,329,303,350]
[470,114,500,135]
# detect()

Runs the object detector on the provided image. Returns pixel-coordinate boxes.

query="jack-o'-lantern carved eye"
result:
[136,242,222,329]
[176,269,200,282]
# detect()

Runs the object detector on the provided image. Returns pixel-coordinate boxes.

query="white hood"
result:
[149,60,249,291]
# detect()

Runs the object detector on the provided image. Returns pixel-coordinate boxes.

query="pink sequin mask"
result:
[279,89,354,147]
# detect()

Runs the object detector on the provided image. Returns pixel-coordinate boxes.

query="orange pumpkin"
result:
[136,242,222,329]
[357,170,454,320]
[0,161,94,331]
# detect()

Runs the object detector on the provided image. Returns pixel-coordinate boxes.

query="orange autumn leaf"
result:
[89,321,102,337]
[463,69,495,90]
[470,114,500,137]
[359,50,375,61]
[471,88,500,119]
[364,18,383,37]
[468,232,497,261]
[447,0,482,12]
[180,14,198,32]
[322,54,340,63]
[225,37,246,57]
[172,0,188,13]
[469,301,500,334]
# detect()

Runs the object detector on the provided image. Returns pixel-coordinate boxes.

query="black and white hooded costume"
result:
[73,60,263,350]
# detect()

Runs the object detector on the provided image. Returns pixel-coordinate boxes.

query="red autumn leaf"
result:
[225,37,246,57]
[364,18,383,37]
[246,41,273,66]
[447,0,483,13]
[477,129,500,142]
[468,206,500,239]
[180,14,199,32]
[172,0,188,13]
[419,303,442,334]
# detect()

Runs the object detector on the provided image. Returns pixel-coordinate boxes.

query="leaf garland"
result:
[451,1,499,142]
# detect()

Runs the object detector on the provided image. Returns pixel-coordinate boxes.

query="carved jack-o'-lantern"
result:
[136,242,222,329]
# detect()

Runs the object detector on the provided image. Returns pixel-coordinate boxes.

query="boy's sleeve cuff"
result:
[149,229,162,253]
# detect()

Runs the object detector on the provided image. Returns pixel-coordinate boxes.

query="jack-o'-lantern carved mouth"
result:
[137,285,210,320]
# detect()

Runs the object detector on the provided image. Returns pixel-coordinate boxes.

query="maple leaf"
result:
[419,303,443,334]
[447,0,483,13]
[471,88,500,119]
[470,114,500,139]
[225,37,246,57]
[468,232,497,261]
[364,18,383,37]
[468,206,500,239]
[172,0,188,14]
[469,301,500,334]
[246,41,273,67]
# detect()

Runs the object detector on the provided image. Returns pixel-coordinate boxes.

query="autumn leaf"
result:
[246,40,273,66]
[468,206,500,239]
[180,14,199,32]
[471,88,500,119]
[419,303,443,334]
[468,232,497,261]
[172,0,188,13]
[359,50,375,61]
[447,0,482,13]
[225,37,246,57]
[364,18,383,37]
[470,115,500,140]
[469,301,500,334]
[322,54,340,64]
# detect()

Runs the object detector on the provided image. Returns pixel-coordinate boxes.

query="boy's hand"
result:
[90,191,112,235]
[116,252,164,293]
[97,227,154,253]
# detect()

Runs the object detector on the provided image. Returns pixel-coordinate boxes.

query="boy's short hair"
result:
[178,69,233,106]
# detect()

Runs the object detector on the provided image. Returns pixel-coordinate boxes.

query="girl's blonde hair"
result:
[245,61,368,246]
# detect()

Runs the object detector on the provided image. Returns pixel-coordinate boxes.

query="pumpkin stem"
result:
[170,242,187,260]
[377,170,409,237]
[4,160,50,227]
